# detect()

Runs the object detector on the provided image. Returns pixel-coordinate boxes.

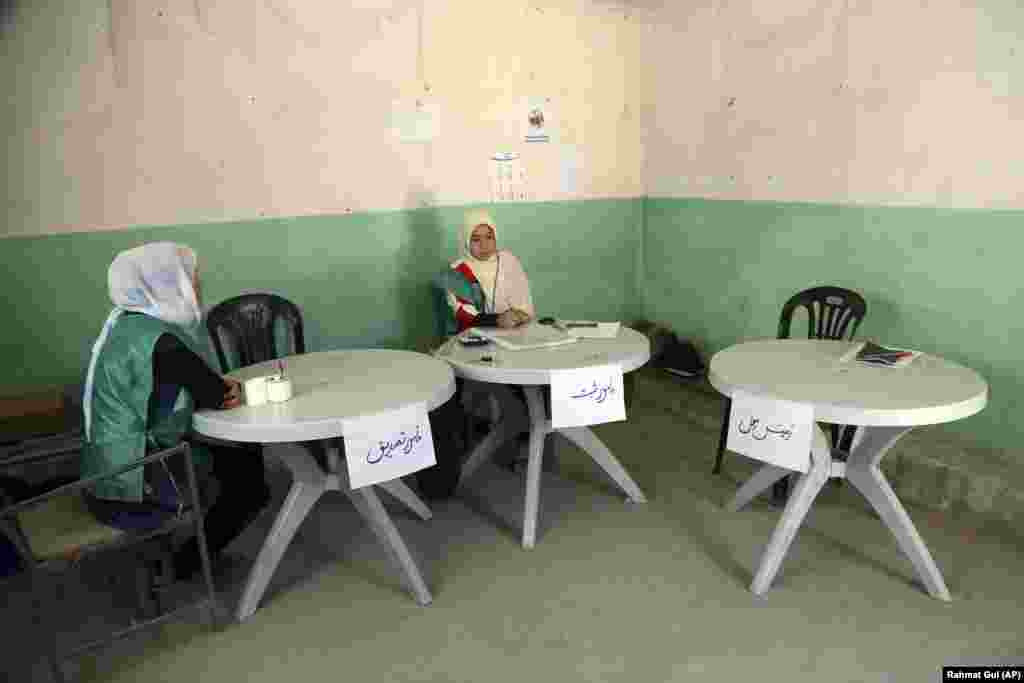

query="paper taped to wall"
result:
[490,152,528,202]
[391,99,440,143]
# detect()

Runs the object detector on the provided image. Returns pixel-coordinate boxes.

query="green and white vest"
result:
[82,314,209,502]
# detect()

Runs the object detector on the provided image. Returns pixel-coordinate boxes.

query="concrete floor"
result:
[4,376,1023,682]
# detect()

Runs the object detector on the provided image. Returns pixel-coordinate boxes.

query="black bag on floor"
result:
[660,335,706,378]
[631,321,705,378]
[415,397,465,501]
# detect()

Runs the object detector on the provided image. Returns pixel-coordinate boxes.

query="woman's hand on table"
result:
[497,310,520,328]
[510,308,532,325]
[221,377,242,409]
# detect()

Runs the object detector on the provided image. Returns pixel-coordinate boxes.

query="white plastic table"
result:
[440,327,650,548]
[193,350,455,620]
[708,339,988,599]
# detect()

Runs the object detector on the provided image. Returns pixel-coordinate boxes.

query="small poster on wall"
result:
[390,98,440,143]
[489,152,529,202]
[524,97,557,143]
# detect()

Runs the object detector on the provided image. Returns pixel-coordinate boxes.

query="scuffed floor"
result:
[4,379,1022,682]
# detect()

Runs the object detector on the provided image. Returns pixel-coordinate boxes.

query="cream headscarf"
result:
[83,242,202,439]
[452,208,535,318]
[461,208,498,263]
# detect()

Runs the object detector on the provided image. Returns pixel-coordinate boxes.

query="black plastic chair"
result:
[713,287,867,498]
[205,293,328,470]
[0,443,219,681]
[206,294,305,374]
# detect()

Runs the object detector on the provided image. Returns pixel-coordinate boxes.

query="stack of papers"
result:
[473,324,578,351]
[558,321,621,339]
[852,341,921,368]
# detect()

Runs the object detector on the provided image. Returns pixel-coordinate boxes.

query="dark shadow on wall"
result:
[395,192,445,352]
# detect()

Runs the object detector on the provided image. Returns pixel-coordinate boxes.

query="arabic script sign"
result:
[725,391,814,473]
[341,403,436,489]
[551,364,626,429]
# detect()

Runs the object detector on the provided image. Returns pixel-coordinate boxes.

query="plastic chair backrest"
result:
[433,284,457,338]
[777,286,866,341]
[206,294,305,373]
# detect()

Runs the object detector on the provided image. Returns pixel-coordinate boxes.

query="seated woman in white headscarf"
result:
[82,242,270,580]
[421,210,537,497]
[439,208,534,334]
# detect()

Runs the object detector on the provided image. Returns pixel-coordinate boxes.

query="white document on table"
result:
[341,403,436,489]
[726,391,814,473]
[550,364,626,429]
[474,324,577,351]
[560,321,621,339]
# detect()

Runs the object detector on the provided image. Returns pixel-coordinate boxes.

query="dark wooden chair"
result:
[713,286,867,500]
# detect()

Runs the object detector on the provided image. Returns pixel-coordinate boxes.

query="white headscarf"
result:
[84,243,202,439]
[461,208,498,263]
[453,208,535,318]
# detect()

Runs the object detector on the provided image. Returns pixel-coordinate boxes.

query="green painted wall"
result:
[2,199,643,389]
[642,197,1023,455]
[8,193,1021,459]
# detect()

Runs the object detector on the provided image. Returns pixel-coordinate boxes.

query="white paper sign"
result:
[390,100,440,143]
[490,152,528,202]
[341,403,436,489]
[524,96,557,143]
[550,364,626,429]
[726,391,814,473]
[560,144,581,195]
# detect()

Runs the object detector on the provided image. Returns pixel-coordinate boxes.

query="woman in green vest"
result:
[82,242,270,580]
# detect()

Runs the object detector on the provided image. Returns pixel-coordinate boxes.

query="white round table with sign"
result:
[708,339,988,600]
[437,327,650,548]
[193,350,455,621]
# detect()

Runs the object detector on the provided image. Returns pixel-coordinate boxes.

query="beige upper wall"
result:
[2,0,650,237]
[6,0,1020,239]
[643,0,1024,209]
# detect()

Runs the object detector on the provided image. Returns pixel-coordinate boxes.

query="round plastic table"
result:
[439,327,650,548]
[193,350,455,620]
[709,339,988,600]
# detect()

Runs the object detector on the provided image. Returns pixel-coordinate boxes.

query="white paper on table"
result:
[474,324,576,350]
[341,403,436,489]
[726,391,814,473]
[550,364,626,429]
[561,321,620,339]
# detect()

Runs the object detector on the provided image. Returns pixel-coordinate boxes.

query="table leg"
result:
[556,426,646,503]
[843,426,951,601]
[377,479,433,521]
[749,426,832,595]
[321,440,433,521]
[346,487,433,605]
[236,446,327,621]
[518,386,647,548]
[460,385,529,483]
[521,386,549,549]
[727,464,792,512]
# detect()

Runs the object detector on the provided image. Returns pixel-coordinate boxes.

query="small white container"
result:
[244,377,269,407]
[266,376,293,403]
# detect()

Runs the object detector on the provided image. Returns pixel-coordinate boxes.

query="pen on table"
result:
[566,322,599,328]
